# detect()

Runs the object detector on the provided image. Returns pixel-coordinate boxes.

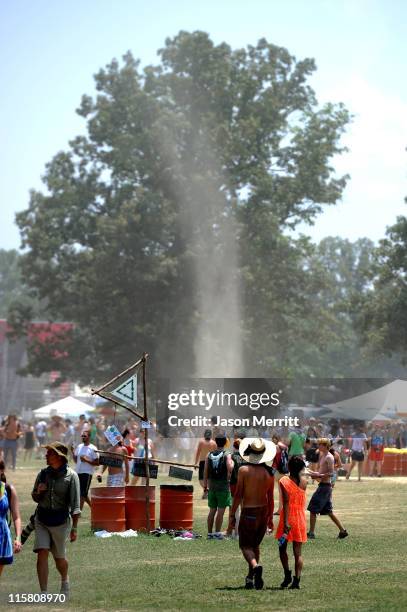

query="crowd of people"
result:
[1,412,406,474]
[0,410,406,594]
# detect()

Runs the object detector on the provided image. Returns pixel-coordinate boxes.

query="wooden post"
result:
[142,353,150,531]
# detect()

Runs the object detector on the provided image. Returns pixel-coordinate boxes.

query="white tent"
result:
[33,396,94,419]
[326,379,407,420]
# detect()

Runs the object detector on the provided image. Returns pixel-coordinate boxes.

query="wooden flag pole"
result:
[96,449,198,468]
[142,353,151,531]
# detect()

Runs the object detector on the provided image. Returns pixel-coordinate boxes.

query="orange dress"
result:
[275,476,307,543]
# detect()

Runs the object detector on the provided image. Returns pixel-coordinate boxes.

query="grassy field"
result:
[1,459,407,611]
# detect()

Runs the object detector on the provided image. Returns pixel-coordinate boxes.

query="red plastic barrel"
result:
[382,453,402,476]
[91,486,126,532]
[159,484,193,530]
[125,486,155,531]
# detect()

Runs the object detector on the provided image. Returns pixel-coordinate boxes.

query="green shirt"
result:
[288,431,306,456]
[32,466,81,516]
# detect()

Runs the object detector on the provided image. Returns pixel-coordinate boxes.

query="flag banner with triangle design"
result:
[111,374,138,406]
[92,361,142,412]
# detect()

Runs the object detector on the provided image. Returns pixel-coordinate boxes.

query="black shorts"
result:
[78,473,92,498]
[198,461,205,480]
[307,483,333,515]
[351,450,365,462]
[305,448,319,463]
[239,506,268,549]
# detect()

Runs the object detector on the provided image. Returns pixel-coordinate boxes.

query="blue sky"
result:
[1,0,406,250]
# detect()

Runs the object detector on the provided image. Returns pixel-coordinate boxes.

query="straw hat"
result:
[239,437,276,464]
[42,442,69,461]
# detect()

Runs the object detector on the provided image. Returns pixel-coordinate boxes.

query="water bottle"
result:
[278,533,288,547]
[278,526,290,547]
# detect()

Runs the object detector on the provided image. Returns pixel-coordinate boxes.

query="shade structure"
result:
[33,395,94,418]
[326,379,407,420]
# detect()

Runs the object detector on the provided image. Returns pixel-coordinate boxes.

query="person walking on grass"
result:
[276,456,307,589]
[203,432,233,540]
[0,461,22,580]
[2,415,22,471]
[306,438,348,540]
[32,442,80,597]
[23,422,36,462]
[194,430,217,499]
[346,424,367,482]
[228,437,276,590]
[368,425,385,477]
[72,430,99,510]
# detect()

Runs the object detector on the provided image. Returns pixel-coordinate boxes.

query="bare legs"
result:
[214,508,226,532]
[369,460,383,477]
[36,549,49,591]
[309,511,346,536]
[346,460,364,481]
[279,541,303,588]
[79,496,91,511]
[36,549,69,592]
[241,545,260,575]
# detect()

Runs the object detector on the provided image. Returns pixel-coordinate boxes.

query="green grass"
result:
[2,459,407,611]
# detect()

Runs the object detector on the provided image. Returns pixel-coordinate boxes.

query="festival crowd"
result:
[0,411,406,594]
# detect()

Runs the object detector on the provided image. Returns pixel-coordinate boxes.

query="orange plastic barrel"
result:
[91,486,126,532]
[125,486,155,531]
[159,485,193,530]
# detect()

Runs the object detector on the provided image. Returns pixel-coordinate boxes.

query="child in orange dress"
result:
[275,455,307,589]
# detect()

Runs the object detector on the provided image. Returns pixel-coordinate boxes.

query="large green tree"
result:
[357,214,407,364]
[11,32,351,384]
[301,236,405,376]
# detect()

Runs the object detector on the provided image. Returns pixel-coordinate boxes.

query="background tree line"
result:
[4,32,407,385]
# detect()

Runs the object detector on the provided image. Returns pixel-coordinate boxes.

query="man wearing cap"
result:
[194,430,217,499]
[31,442,81,597]
[228,437,276,590]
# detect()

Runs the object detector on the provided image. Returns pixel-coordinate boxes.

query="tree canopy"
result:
[11,32,354,384]
[357,215,407,365]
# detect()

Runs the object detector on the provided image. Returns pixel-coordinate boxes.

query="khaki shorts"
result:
[33,517,71,559]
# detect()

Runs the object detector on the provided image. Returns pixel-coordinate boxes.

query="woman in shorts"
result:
[368,427,385,477]
[346,425,367,482]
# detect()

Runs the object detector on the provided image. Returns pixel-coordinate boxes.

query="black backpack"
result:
[230,451,245,485]
[207,450,228,481]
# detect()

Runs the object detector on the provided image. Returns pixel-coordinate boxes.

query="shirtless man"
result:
[229,438,276,590]
[306,438,348,539]
[97,439,129,487]
[3,415,22,470]
[194,430,217,499]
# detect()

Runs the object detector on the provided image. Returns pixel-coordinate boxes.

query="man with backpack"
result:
[31,442,81,597]
[203,432,234,540]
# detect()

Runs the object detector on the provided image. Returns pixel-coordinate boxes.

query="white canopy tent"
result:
[33,396,94,419]
[326,379,407,420]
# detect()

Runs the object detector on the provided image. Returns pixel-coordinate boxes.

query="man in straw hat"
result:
[31,442,81,597]
[228,437,276,590]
